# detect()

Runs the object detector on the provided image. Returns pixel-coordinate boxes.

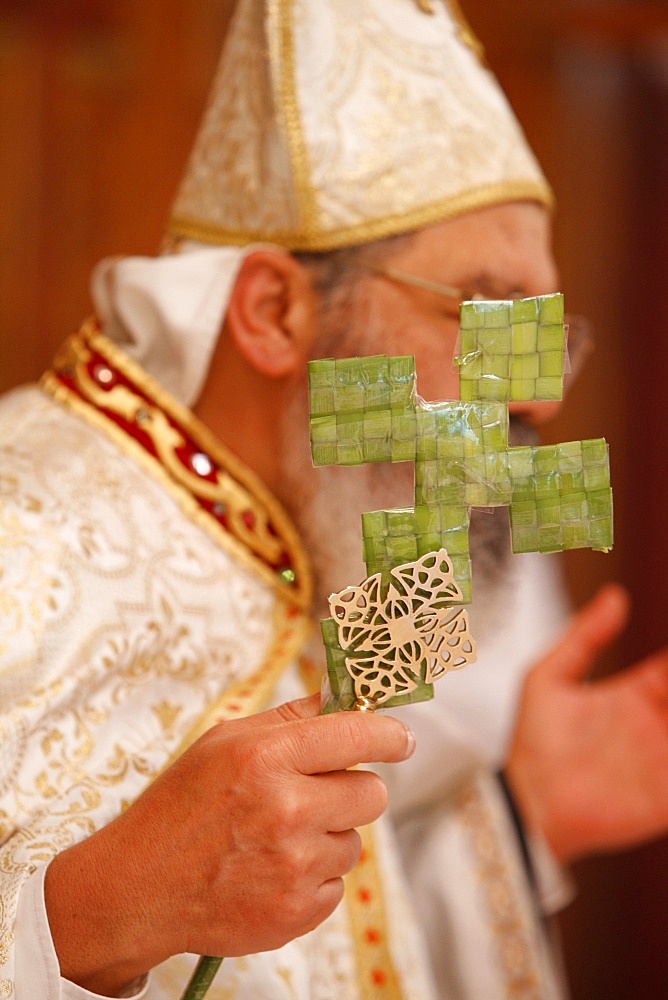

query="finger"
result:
[323,828,363,878]
[264,711,415,777]
[538,583,630,683]
[614,647,668,706]
[311,769,390,832]
[309,877,346,929]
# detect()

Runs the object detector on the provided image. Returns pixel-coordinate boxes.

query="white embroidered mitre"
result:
[167,0,552,251]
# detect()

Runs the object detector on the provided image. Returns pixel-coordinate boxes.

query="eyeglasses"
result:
[360,263,595,385]
[361,263,485,310]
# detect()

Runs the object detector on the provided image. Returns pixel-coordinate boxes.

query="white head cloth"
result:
[91,244,251,408]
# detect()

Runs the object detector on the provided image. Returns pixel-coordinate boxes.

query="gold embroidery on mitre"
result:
[444,0,486,62]
[273,0,319,245]
[166,0,551,253]
[40,320,311,610]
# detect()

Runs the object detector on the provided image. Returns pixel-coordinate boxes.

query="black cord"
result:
[496,769,539,898]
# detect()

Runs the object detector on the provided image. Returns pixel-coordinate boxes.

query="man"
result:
[1,1,667,998]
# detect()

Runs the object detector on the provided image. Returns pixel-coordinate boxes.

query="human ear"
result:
[225,249,317,378]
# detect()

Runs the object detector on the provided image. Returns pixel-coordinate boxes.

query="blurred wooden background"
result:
[1,1,666,997]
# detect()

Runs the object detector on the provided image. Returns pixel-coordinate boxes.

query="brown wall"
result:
[0,0,236,385]
[1,2,667,997]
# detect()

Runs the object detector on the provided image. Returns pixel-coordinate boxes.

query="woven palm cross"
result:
[308,293,613,711]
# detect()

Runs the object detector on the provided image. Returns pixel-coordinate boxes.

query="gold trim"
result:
[40,322,312,610]
[274,0,320,243]
[458,776,544,998]
[301,653,405,996]
[344,824,404,1000]
[42,369,297,604]
[167,179,554,252]
[445,0,486,63]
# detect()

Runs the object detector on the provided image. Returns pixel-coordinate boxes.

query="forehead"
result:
[386,201,556,296]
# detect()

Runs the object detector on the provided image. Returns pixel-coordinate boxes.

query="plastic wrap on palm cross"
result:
[308,293,613,713]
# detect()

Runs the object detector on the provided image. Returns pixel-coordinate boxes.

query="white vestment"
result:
[1,327,571,1000]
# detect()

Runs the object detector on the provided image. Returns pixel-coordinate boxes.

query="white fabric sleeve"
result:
[15,864,149,1000]
[527,830,577,916]
[496,769,577,918]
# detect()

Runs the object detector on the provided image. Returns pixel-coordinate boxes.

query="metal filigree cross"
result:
[329,549,475,709]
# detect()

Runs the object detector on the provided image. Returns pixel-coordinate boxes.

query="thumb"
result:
[213,693,322,735]
[537,583,630,684]
[215,693,415,772]
[211,689,414,776]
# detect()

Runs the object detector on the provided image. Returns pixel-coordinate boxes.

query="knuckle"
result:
[235,730,292,785]
[334,714,374,759]
[276,840,311,885]
[273,884,315,935]
[272,694,320,723]
[285,888,311,928]
[336,714,405,764]
[285,720,320,764]
[283,880,344,937]
[271,786,309,840]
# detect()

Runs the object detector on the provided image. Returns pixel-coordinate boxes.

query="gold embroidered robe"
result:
[0,329,436,999]
[1,327,568,999]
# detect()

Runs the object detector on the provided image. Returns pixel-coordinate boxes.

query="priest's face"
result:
[277,201,561,619]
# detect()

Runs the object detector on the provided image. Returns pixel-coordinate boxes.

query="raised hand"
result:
[44,694,414,996]
[505,584,668,863]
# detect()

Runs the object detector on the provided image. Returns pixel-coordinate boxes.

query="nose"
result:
[508,397,563,427]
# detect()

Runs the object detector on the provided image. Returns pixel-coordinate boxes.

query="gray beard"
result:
[467,415,539,629]
[276,377,537,636]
